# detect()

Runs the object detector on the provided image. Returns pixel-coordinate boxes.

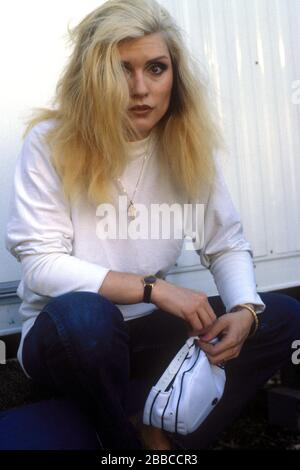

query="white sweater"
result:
[5,120,265,373]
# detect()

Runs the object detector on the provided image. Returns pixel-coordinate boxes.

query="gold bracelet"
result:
[234,304,259,337]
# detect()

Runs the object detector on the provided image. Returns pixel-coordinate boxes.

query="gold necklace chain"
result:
[116,137,156,218]
[116,154,149,218]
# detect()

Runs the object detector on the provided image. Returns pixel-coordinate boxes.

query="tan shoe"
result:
[129,414,172,450]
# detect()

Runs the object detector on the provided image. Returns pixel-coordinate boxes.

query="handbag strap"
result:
[154,336,220,392]
[155,336,198,392]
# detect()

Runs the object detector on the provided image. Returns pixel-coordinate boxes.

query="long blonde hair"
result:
[25,0,224,206]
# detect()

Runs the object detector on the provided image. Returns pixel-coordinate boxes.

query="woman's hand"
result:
[197,308,254,364]
[151,279,217,334]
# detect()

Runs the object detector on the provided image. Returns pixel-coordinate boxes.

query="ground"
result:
[1,360,300,450]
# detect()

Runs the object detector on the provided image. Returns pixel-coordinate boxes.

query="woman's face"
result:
[118,33,173,139]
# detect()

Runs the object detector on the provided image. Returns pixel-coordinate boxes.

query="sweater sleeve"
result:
[198,156,265,313]
[5,122,110,298]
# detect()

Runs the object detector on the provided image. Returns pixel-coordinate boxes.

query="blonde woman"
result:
[6,0,300,450]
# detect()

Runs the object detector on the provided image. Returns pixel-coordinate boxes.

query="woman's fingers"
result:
[204,302,217,323]
[188,309,252,365]
[188,312,205,332]
[197,309,214,329]
[196,294,217,324]
[189,296,217,332]
[186,307,216,333]
[206,347,241,365]
[198,315,246,364]
[199,336,241,364]
[199,334,235,356]
[198,316,226,343]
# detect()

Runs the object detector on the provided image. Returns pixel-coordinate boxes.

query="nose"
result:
[129,71,149,98]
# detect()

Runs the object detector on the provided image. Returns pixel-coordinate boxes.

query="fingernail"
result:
[200,335,210,341]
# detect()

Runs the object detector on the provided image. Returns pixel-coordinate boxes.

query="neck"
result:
[127,128,154,143]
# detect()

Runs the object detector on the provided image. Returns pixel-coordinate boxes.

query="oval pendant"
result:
[128,202,136,218]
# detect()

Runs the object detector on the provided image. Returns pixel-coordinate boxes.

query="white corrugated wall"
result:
[163,0,300,294]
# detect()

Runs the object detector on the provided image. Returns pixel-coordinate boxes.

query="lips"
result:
[130,105,152,111]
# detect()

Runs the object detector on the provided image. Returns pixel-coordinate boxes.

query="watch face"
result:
[144,275,157,283]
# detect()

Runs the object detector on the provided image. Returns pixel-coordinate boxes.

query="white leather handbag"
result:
[143,336,226,435]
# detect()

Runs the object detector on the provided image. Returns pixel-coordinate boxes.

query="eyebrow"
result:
[121,55,170,66]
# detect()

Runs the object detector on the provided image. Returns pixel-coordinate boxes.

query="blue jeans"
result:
[22,291,300,449]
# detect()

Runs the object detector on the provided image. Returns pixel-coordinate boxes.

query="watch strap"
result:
[143,283,153,303]
[142,275,157,303]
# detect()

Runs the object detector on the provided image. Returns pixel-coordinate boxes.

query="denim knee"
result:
[259,292,300,338]
[42,291,128,359]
